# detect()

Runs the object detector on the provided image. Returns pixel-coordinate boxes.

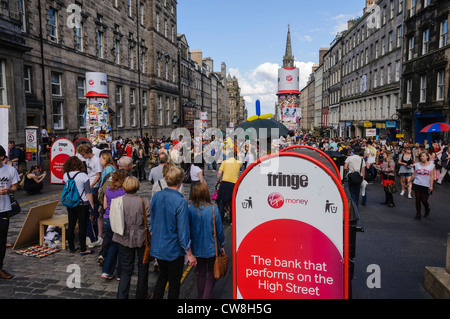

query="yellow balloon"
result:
[260,113,273,119]
[247,115,259,122]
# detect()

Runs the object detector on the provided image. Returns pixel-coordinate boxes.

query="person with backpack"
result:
[62,156,95,255]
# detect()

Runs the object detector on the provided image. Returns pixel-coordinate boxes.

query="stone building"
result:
[1,0,180,142]
[340,0,404,139]
[299,71,316,132]
[323,34,344,138]
[0,0,31,142]
[177,36,229,133]
[227,74,247,127]
[399,0,450,143]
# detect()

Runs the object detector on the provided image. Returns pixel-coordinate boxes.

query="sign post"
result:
[50,138,76,184]
[233,152,349,299]
[25,126,40,170]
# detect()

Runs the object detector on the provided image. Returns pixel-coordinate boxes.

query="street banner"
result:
[233,152,349,299]
[0,105,9,152]
[50,138,76,184]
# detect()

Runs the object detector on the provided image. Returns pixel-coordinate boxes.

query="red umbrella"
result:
[420,122,450,133]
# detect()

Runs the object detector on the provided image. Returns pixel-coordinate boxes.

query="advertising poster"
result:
[84,72,110,145]
[50,138,76,184]
[277,67,300,94]
[233,152,348,299]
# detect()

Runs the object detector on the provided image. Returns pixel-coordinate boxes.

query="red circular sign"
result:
[50,153,70,180]
[286,75,293,82]
[267,192,284,209]
[89,79,95,85]
[237,219,343,299]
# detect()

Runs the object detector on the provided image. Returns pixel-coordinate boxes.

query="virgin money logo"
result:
[268,192,284,209]
[89,79,95,86]
[286,75,293,82]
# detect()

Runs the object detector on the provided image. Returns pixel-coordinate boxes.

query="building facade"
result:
[340,0,404,139]
[323,34,343,138]
[2,0,241,145]
[0,0,31,142]
[227,75,247,127]
[399,0,450,143]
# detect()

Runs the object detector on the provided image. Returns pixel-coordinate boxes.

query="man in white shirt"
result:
[0,145,20,279]
[344,147,365,208]
[76,143,102,247]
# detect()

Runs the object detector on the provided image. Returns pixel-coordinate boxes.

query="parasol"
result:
[236,100,289,138]
[420,122,450,133]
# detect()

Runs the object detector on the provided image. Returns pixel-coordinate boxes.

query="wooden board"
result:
[12,201,59,250]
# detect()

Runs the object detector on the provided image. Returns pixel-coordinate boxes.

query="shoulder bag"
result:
[212,205,228,279]
[109,196,124,236]
[141,197,152,265]
[9,194,21,218]
[347,158,363,184]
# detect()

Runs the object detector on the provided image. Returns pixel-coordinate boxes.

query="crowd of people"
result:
[0,129,449,298]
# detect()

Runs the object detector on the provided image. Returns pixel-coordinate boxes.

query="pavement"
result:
[0,161,449,299]
[0,165,232,299]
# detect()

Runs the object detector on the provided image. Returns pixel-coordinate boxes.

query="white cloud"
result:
[230,60,315,117]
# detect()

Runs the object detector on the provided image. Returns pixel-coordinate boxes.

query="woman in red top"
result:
[374,151,396,207]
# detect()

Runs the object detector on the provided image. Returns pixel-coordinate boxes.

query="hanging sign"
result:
[233,152,349,299]
[50,138,76,184]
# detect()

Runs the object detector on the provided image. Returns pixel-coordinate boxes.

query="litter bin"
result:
[347,197,364,299]
[325,151,346,183]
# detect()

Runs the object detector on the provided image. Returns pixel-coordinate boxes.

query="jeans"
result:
[117,244,149,299]
[0,211,10,269]
[152,256,184,299]
[67,205,90,252]
[87,187,99,242]
[197,257,216,299]
[348,181,362,208]
[102,219,121,277]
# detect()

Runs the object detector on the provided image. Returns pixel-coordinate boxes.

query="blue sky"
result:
[177,0,365,117]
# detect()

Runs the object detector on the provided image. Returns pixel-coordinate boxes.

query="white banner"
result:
[0,105,9,152]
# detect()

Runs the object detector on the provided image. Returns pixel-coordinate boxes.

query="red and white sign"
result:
[50,138,76,184]
[277,67,300,95]
[233,152,349,299]
[85,72,108,98]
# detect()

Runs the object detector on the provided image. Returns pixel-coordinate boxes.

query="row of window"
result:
[19,2,178,81]
[343,25,403,77]
[343,60,402,98]
[406,20,448,61]
[48,70,176,130]
[405,70,445,104]
[341,94,399,121]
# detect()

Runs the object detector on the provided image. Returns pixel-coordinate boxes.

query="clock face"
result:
[391,114,399,120]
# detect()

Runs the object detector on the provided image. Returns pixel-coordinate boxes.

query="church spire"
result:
[283,25,295,68]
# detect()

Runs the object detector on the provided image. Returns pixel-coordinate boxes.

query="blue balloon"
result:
[256,100,261,116]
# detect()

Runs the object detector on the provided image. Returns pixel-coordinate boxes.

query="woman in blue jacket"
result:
[188,182,225,299]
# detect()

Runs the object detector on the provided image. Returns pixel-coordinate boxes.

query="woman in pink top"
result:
[408,152,435,220]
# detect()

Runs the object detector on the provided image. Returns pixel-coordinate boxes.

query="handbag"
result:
[212,205,228,279]
[9,194,21,218]
[347,158,363,184]
[109,196,124,236]
[386,181,398,194]
[141,197,152,265]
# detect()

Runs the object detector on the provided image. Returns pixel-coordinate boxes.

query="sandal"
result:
[80,250,94,256]
[69,248,79,254]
